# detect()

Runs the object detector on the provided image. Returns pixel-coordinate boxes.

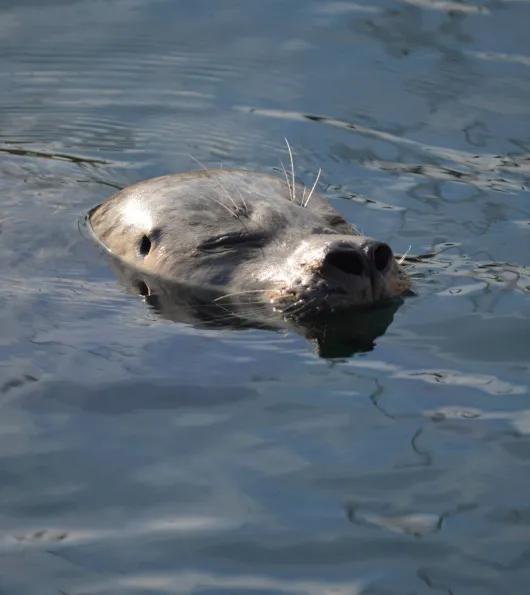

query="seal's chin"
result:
[270,264,411,320]
[274,290,396,320]
[271,284,376,320]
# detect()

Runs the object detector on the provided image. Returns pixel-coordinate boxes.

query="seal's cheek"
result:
[382,263,412,298]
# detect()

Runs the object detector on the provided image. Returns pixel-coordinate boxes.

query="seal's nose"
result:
[323,248,365,276]
[322,240,394,277]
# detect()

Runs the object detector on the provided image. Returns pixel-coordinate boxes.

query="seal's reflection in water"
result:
[107,256,403,360]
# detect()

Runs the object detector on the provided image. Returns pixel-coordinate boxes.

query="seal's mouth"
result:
[268,257,412,320]
[271,278,390,320]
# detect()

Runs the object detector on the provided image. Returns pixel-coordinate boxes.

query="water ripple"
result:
[236,105,530,191]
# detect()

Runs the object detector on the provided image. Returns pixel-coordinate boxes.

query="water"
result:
[1,0,529,593]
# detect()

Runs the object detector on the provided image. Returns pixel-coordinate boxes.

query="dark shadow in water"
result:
[0,145,108,166]
[96,244,404,361]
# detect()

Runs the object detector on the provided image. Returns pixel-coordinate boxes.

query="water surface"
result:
[1,0,530,593]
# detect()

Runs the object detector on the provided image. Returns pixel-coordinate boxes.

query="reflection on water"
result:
[1,0,530,593]
[89,250,405,359]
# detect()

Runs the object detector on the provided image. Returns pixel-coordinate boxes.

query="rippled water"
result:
[1,0,530,593]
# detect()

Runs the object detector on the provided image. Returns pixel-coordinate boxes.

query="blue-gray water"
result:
[1,0,530,593]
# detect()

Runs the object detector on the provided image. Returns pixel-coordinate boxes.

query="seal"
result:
[102,256,402,358]
[87,168,410,319]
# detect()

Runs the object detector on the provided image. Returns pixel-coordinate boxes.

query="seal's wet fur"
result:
[88,169,410,318]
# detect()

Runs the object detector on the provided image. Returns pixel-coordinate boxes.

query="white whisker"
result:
[303,168,322,208]
[279,158,293,202]
[234,185,249,215]
[214,289,269,303]
[287,297,317,317]
[398,245,412,265]
[284,138,297,204]
[188,154,242,215]
[208,196,239,217]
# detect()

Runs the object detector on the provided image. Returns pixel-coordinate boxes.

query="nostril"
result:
[324,249,365,276]
[372,243,393,272]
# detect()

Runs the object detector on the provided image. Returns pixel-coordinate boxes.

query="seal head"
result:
[88,169,410,318]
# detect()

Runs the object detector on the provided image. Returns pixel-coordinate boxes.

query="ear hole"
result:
[137,281,150,297]
[138,235,152,257]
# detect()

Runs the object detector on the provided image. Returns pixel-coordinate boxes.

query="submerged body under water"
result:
[0,0,529,593]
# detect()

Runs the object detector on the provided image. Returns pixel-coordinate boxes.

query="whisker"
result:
[207,196,238,218]
[279,158,293,202]
[234,185,249,216]
[286,297,317,318]
[303,168,322,208]
[210,301,235,316]
[228,302,272,316]
[284,138,297,204]
[213,289,270,303]
[188,154,242,215]
[212,295,278,323]
[398,245,412,265]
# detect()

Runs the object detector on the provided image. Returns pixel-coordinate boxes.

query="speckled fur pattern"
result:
[88,169,410,317]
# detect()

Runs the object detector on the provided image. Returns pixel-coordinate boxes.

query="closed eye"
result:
[198,231,268,251]
[312,227,340,236]
[328,215,347,226]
